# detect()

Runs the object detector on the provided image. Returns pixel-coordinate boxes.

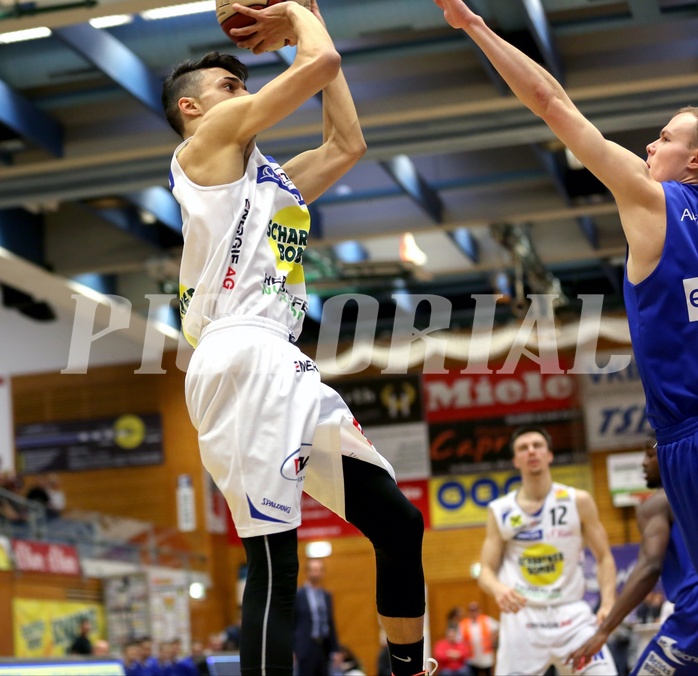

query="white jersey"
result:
[171,142,310,347]
[489,482,585,606]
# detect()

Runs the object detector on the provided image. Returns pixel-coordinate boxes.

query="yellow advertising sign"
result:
[429,464,594,528]
[0,536,12,571]
[12,599,105,658]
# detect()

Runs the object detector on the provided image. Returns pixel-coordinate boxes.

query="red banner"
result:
[422,359,578,423]
[12,539,81,576]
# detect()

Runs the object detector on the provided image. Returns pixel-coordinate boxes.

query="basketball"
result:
[216,0,310,52]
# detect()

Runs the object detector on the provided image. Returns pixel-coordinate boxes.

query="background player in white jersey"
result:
[478,425,617,675]
[161,3,431,676]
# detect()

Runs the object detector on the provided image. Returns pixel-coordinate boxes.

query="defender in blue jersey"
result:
[433,0,698,572]
[568,442,698,674]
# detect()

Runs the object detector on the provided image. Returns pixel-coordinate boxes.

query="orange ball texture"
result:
[216,0,309,52]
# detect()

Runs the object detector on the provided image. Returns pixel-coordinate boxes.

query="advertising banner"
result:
[429,464,594,529]
[429,408,585,476]
[147,569,190,655]
[606,452,653,507]
[584,392,652,451]
[0,535,12,571]
[15,414,163,473]
[103,573,150,650]
[12,540,80,576]
[363,422,430,480]
[422,360,578,423]
[12,599,105,657]
[332,375,424,426]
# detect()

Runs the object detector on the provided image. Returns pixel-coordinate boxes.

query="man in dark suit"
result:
[294,558,340,676]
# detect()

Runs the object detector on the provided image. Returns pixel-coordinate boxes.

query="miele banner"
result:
[580,351,651,450]
[422,358,578,424]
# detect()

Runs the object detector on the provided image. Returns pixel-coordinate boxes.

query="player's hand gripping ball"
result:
[217,0,310,52]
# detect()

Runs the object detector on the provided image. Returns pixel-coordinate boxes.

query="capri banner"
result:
[12,599,105,657]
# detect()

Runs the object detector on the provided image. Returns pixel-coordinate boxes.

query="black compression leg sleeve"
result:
[342,455,425,618]
[240,529,299,676]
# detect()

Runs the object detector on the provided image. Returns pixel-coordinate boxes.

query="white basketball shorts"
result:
[185,316,395,538]
[495,600,617,675]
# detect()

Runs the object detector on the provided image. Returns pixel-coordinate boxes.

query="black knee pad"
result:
[342,456,425,618]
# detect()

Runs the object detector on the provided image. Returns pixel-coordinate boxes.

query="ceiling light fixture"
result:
[89,15,134,29]
[0,27,51,43]
[140,1,214,21]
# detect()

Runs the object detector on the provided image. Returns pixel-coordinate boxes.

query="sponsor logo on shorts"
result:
[657,635,698,666]
[639,650,677,676]
[514,528,543,542]
[280,446,310,483]
[261,497,292,514]
[525,618,572,629]
[295,359,318,374]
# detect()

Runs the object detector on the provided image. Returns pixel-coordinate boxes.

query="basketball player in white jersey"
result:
[478,425,617,675]
[161,3,431,676]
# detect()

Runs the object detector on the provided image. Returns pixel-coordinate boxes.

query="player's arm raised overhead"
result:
[577,490,616,622]
[479,508,526,613]
[432,0,665,280]
[280,0,366,204]
[198,3,339,146]
[568,493,671,671]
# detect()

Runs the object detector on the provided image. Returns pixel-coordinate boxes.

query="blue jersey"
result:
[624,181,698,431]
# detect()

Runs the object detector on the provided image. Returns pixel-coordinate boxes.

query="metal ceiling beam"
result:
[52,23,164,117]
[0,80,63,157]
[0,208,45,265]
[124,187,182,234]
[519,0,565,84]
[450,228,479,264]
[380,155,443,224]
[628,0,662,21]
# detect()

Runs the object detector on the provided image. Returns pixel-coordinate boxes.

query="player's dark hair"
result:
[162,51,249,136]
[509,425,553,455]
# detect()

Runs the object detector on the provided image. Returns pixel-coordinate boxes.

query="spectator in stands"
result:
[446,606,466,640]
[26,474,63,519]
[0,472,27,526]
[335,645,366,675]
[171,637,198,676]
[123,640,146,676]
[206,632,225,654]
[46,473,66,516]
[138,635,159,675]
[94,639,112,657]
[156,640,176,676]
[432,626,470,676]
[459,602,498,676]
[189,640,210,676]
[68,618,93,655]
